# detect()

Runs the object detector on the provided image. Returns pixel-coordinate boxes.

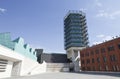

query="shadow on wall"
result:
[35,49,71,63]
[35,49,43,63]
[50,53,70,63]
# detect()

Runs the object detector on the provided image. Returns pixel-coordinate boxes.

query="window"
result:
[110,55,117,61]
[29,48,32,52]
[90,51,94,55]
[101,48,105,53]
[85,52,89,56]
[97,57,100,63]
[105,65,108,71]
[118,43,120,49]
[103,56,107,62]
[112,65,117,71]
[81,60,85,64]
[110,55,112,61]
[98,65,102,71]
[86,59,90,64]
[0,59,8,72]
[92,58,95,63]
[112,65,119,71]
[116,65,119,71]
[81,54,84,57]
[108,46,115,51]
[95,49,99,54]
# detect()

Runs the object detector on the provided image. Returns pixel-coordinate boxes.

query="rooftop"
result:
[64,10,86,20]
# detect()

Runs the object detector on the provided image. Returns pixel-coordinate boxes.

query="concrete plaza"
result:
[3,72,120,79]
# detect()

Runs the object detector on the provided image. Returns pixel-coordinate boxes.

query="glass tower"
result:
[64,11,89,50]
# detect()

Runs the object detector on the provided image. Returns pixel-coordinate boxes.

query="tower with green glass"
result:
[64,10,89,71]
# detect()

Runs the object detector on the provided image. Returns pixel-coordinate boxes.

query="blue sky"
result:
[0,0,120,53]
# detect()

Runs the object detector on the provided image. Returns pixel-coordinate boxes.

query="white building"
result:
[0,33,47,78]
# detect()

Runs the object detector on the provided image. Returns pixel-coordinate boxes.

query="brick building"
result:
[80,37,120,72]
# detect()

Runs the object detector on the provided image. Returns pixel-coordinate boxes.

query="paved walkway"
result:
[3,72,120,79]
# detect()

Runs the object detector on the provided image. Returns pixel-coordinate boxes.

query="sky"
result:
[0,0,120,53]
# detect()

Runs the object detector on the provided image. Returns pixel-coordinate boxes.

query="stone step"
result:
[46,63,70,72]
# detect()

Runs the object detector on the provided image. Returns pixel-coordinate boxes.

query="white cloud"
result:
[93,41,102,45]
[93,34,112,45]
[96,34,105,38]
[95,0,103,7]
[0,8,7,14]
[110,11,120,19]
[97,34,112,41]
[96,10,120,19]
[102,35,112,41]
[94,0,120,19]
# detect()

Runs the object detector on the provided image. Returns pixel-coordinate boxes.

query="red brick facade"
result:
[80,37,120,71]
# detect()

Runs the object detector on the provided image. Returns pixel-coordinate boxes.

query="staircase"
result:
[46,63,70,72]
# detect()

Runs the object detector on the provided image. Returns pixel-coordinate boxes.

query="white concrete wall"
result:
[11,61,22,76]
[0,45,47,78]
[20,58,46,76]
[0,45,72,78]
[66,47,85,72]
[0,45,24,62]
[0,61,13,78]
[0,45,23,78]
[30,61,46,75]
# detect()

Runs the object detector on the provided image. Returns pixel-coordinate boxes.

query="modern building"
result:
[36,49,70,72]
[0,32,37,60]
[0,33,46,78]
[80,37,120,72]
[0,32,72,79]
[64,10,89,71]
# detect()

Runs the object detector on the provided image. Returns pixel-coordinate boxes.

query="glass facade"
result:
[64,11,89,50]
